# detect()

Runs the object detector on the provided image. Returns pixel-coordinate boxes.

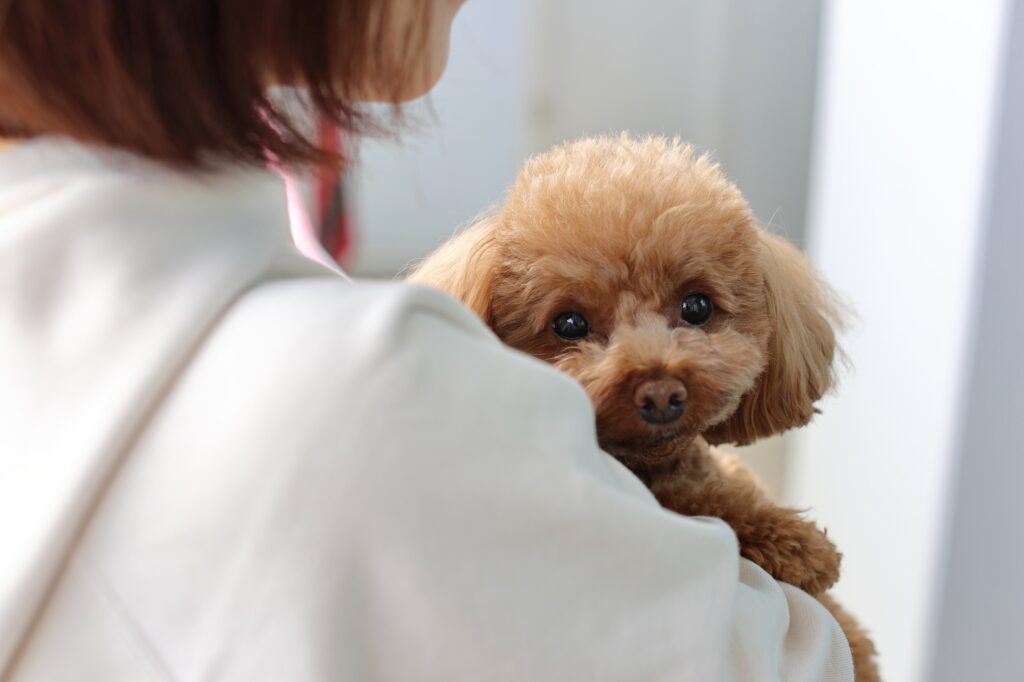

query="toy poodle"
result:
[410,134,879,681]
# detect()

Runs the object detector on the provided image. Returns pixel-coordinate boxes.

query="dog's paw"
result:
[737,514,842,596]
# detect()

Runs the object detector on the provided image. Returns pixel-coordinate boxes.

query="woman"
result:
[0,2,853,680]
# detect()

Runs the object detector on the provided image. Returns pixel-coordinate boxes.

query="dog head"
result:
[412,135,840,461]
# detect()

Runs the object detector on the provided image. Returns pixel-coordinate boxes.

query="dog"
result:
[410,134,879,681]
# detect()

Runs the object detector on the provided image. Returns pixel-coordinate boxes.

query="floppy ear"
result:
[407,215,503,326]
[705,231,843,446]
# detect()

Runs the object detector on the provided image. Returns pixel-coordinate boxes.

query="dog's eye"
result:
[681,292,713,326]
[552,311,590,340]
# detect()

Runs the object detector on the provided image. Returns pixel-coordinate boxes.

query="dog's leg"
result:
[639,443,879,679]
[643,440,842,596]
[693,447,881,679]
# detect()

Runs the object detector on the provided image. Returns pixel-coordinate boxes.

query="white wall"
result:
[525,0,822,245]
[791,2,1011,681]
[352,0,822,278]
[349,0,527,276]
[927,2,1024,678]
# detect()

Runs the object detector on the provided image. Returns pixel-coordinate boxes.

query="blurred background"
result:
[321,2,1022,680]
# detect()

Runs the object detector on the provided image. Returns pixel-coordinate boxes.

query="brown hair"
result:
[0,0,422,166]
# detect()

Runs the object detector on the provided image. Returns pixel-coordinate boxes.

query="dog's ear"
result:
[408,215,502,326]
[706,231,842,446]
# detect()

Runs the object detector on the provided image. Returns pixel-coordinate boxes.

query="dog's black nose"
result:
[633,378,687,425]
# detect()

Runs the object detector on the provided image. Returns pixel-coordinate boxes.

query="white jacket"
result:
[0,139,853,681]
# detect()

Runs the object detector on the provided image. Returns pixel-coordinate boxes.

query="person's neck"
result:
[0,138,21,154]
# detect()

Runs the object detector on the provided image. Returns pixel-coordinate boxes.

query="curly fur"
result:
[411,134,878,680]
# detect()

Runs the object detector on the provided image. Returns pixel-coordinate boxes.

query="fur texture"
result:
[411,134,878,681]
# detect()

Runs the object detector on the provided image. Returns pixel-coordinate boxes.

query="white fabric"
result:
[0,138,853,681]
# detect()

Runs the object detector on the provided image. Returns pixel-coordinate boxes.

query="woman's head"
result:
[0,0,464,165]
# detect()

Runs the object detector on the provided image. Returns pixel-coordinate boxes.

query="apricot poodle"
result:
[410,134,879,681]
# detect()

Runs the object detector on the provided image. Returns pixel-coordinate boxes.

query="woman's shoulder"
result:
[183,275,590,436]
[145,273,609,508]
[216,276,500,372]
